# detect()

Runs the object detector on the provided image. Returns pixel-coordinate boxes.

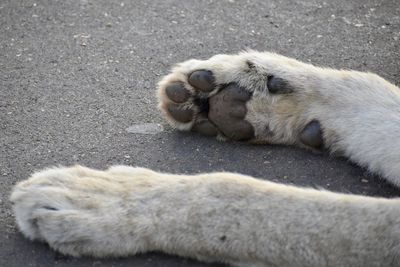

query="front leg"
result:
[10,165,400,267]
[158,51,400,185]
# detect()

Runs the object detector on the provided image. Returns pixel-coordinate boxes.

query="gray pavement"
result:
[1,0,399,266]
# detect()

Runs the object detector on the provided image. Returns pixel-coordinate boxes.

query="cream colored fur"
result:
[11,51,400,266]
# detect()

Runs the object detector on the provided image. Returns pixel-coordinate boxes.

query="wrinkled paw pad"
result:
[208,84,255,141]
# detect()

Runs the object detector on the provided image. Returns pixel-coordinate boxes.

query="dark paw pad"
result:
[165,82,190,103]
[192,119,218,137]
[188,70,215,92]
[167,104,193,123]
[208,83,254,141]
[300,120,323,148]
[267,76,293,94]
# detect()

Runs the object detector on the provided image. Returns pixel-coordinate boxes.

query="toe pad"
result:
[300,120,323,148]
[188,70,215,92]
[167,104,193,123]
[267,76,293,94]
[165,82,191,103]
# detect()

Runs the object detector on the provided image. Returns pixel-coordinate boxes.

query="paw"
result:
[158,64,256,141]
[158,52,324,148]
[10,166,157,257]
[10,166,103,255]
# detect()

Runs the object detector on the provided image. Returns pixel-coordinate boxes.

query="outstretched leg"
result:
[11,165,400,266]
[158,51,400,185]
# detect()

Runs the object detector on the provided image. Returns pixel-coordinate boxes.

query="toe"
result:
[167,104,194,123]
[165,82,191,103]
[188,70,215,92]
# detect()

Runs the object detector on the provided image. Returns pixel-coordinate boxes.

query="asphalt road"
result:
[1,0,399,266]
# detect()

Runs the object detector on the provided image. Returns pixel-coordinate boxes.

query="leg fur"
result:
[11,165,400,267]
[158,51,400,186]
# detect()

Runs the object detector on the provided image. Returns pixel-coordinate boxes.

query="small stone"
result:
[361,179,369,183]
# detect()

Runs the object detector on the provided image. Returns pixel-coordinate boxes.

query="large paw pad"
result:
[208,84,254,140]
